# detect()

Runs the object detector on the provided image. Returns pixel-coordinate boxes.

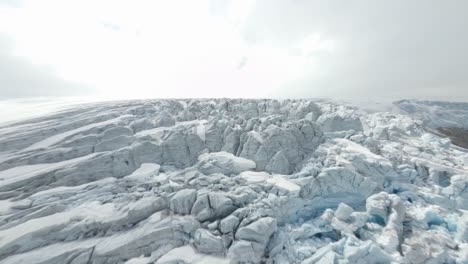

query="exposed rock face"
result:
[436,127,468,149]
[0,98,467,264]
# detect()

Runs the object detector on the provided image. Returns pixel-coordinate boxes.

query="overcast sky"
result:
[0,0,467,100]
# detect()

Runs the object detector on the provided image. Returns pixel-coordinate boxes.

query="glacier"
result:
[0,98,467,263]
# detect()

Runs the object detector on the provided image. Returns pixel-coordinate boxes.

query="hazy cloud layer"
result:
[0,0,23,7]
[0,0,467,100]
[242,0,468,100]
[0,35,92,99]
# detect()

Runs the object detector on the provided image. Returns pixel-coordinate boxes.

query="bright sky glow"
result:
[0,0,334,99]
[1,0,467,101]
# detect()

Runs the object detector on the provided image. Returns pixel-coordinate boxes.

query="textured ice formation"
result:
[0,98,467,263]
[396,100,468,129]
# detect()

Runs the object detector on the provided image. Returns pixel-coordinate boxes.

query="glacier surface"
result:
[0,98,467,263]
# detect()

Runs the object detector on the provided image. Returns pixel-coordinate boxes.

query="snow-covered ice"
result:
[0,98,467,263]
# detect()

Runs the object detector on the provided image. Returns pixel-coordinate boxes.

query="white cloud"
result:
[2,0,466,101]
[0,0,330,99]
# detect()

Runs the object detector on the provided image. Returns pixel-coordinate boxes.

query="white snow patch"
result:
[23,115,132,151]
[335,138,384,161]
[198,151,256,172]
[249,131,264,144]
[31,177,116,198]
[156,245,230,264]
[239,171,270,184]
[125,256,150,264]
[267,175,301,196]
[463,154,468,170]
[195,120,208,141]
[0,97,97,126]
[0,152,13,164]
[124,163,160,181]
[240,171,300,196]
[0,200,13,215]
[0,201,116,250]
[135,120,207,138]
[0,154,98,191]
